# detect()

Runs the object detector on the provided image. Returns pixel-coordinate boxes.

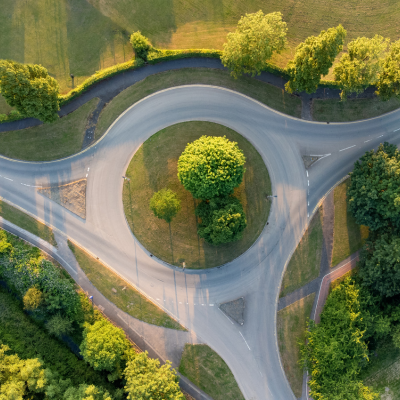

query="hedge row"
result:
[147,48,222,64]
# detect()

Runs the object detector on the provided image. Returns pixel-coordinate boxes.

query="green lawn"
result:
[312,97,400,122]
[277,293,315,398]
[96,68,301,140]
[331,179,369,267]
[179,344,244,400]
[123,121,271,269]
[2,0,400,102]
[280,209,323,297]
[0,98,98,161]
[68,241,185,330]
[0,199,56,246]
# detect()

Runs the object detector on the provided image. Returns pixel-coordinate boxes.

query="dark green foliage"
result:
[376,39,400,100]
[285,25,346,94]
[178,135,246,200]
[130,31,151,61]
[0,60,60,123]
[196,197,247,245]
[149,189,181,223]
[46,313,74,338]
[347,143,400,232]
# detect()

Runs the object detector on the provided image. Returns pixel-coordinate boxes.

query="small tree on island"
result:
[221,11,287,78]
[149,189,181,223]
[178,135,246,200]
[196,197,247,245]
[0,60,60,123]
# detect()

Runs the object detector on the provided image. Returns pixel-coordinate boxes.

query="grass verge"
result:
[331,179,368,267]
[68,240,185,330]
[0,97,98,161]
[312,97,400,122]
[123,121,271,269]
[280,209,323,297]
[179,344,244,400]
[0,199,56,246]
[277,293,315,398]
[96,68,301,139]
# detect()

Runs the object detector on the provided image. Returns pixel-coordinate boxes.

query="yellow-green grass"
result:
[280,209,323,297]
[331,179,368,267]
[96,68,301,140]
[123,121,271,269]
[179,344,245,400]
[68,240,185,330]
[0,98,98,161]
[312,97,400,122]
[277,293,315,398]
[2,0,400,104]
[0,200,56,246]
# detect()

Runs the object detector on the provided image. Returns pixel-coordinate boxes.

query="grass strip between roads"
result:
[280,209,323,297]
[68,241,185,331]
[331,179,368,267]
[0,97,99,161]
[123,121,271,269]
[312,97,400,122]
[96,67,302,140]
[277,293,315,398]
[0,199,56,246]
[179,344,245,400]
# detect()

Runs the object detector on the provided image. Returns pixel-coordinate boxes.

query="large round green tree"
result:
[196,197,247,245]
[177,135,246,200]
[0,60,60,123]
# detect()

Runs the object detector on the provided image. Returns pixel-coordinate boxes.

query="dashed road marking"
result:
[377,135,384,138]
[339,145,356,152]
[308,180,309,186]
[4,177,13,181]
[394,128,400,132]
[364,139,372,143]
[306,170,308,177]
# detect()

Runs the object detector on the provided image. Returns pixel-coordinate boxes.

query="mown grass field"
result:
[179,344,245,400]
[123,121,271,269]
[1,0,400,100]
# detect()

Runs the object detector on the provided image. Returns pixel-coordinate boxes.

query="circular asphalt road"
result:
[1,85,400,400]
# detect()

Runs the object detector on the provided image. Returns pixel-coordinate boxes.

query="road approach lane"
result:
[1,86,400,399]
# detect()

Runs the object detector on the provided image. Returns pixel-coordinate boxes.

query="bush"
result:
[178,135,246,200]
[130,31,152,61]
[196,197,247,245]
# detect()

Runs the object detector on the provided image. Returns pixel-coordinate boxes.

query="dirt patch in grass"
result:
[68,241,185,330]
[331,179,368,267]
[0,98,98,161]
[179,344,244,400]
[123,121,271,269]
[0,200,56,246]
[96,68,301,140]
[39,179,87,219]
[277,293,315,398]
[280,209,323,297]
[312,97,400,122]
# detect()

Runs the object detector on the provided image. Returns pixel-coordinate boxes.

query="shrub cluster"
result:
[147,48,222,64]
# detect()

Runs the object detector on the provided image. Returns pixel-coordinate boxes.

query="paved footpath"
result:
[0,215,212,400]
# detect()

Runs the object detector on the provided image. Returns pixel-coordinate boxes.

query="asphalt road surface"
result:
[1,86,400,400]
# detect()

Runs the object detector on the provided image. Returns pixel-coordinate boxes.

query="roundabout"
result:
[1,85,400,399]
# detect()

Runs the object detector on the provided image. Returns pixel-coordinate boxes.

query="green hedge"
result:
[0,109,25,123]
[147,48,222,64]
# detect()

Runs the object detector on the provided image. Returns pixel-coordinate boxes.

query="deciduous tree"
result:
[347,142,400,231]
[334,35,389,99]
[376,39,400,100]
[23,286,43,311]
[221,11,287,78]
[0,60,60,123]
[130,32,151,61]
[149,189,181,223]
[178,136,246,200]
[63,384,113,400]
[285,25,346,94]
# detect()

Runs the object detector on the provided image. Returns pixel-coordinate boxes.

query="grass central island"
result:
[123,121,271,269]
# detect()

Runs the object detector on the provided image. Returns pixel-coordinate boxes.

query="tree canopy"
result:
[63,384,113,400]
[130,31,152,61]
[0,60,60,123]
[149,189,181,223]
[80,320,130,381]
[196,196,247,245]
[334,35,389,100]
[285,25,346,94]
[347,142,400,232]
[124,352,184,400]
[178,135,246,200]
[221,11,287,78]
[376,39,400,100]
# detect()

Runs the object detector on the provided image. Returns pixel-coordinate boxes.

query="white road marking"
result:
[339,145,356,152]
[4,177,13,181]
[306,170,308,177]
[21,183,31,187]
[239,331,251,351]
[87,167,90,171]
[364,139,372,143]
[394,128,400,132]
[209,304,214,306]
[117,313,128,324]
[33,186,42,188]
[308,201,309,206]
[86,174,88,178]
[308,180,309,186]
[156,298,160,300]
[377,135,384,138]
[218,308,234,325]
